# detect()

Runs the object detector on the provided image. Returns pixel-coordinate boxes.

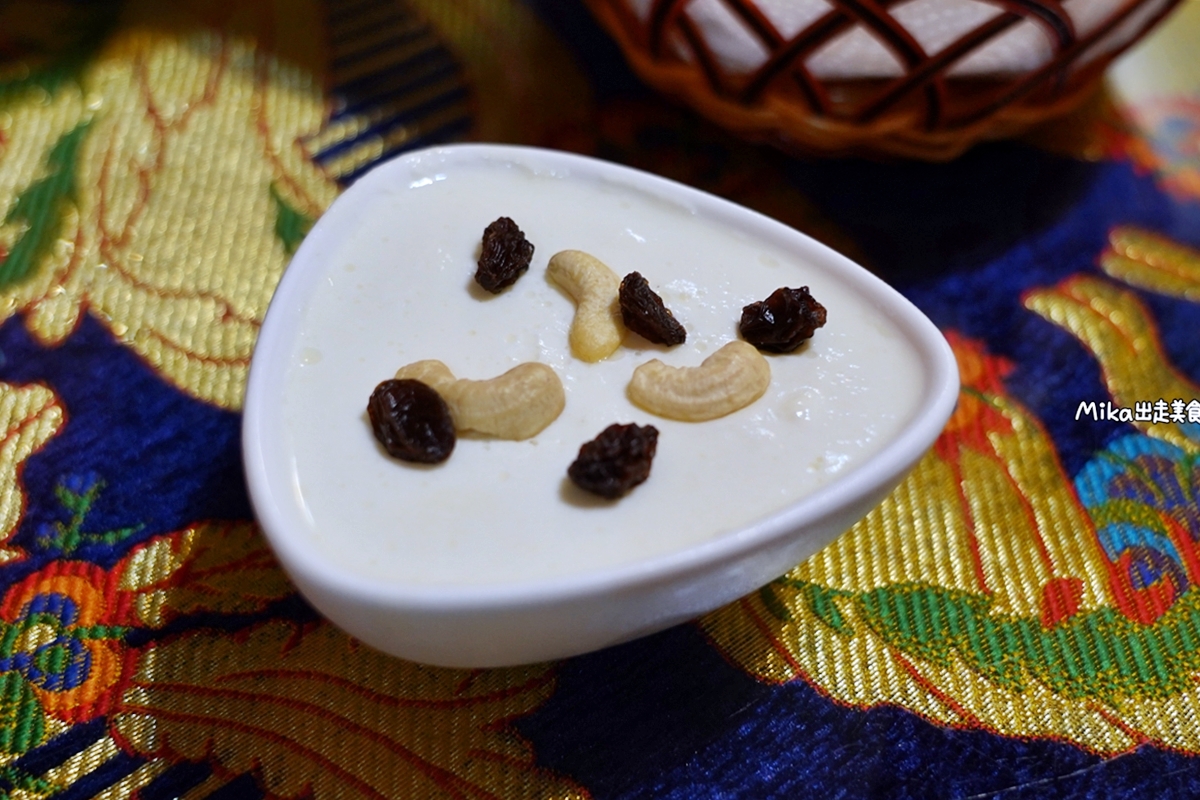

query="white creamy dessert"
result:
[282,156,924,588]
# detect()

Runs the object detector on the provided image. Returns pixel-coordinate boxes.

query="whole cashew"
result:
[627,340,770,421]
[394,360,565,439]
[547,250,625,362]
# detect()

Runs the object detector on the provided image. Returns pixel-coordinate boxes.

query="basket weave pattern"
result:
[584,0,1183,158]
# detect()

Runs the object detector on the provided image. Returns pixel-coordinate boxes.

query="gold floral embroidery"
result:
[115,623,584,800]
[0,382,64,563]
[0,0,338,409]
[699,333,1174,754]
[1100,226,1200,302]
[1025,275,1200,454]
[109,522,586,800]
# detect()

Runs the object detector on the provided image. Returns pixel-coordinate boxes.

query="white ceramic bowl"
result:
[242,144,958,668]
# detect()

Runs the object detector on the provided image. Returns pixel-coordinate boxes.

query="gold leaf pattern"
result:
[0,381,64,563]
[118,521,293,625]
[1024,275,1200,453]
[105,521,585,799]
[699,334,1175,753]
[1100,226,1200,301]
[113,623,586,800]
[0,0,339,409]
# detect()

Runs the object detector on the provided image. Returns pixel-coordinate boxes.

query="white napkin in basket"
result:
[627,0,1165,79]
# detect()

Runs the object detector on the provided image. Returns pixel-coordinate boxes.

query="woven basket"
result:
[583,0,1183,159]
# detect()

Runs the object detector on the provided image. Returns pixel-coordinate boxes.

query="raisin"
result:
[368,379,456,464]
[739,286,827,353]
[568,423,659,499]
[475,217,534,293]
[619,271,687,346]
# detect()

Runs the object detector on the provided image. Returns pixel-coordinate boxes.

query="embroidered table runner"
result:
[1,0,1200,796]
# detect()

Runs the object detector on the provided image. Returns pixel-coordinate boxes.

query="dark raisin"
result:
[568,423,659,499]
[739,286,827,353]
[368,379,456,464]
[619,271,687,346]
[475,217,534,293]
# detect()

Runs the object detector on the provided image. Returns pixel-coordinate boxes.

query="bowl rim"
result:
[242,142,959,613]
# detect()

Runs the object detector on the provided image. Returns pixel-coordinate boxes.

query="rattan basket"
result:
[583,0,1183,159]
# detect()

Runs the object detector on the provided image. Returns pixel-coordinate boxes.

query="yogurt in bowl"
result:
[242,144,958,667]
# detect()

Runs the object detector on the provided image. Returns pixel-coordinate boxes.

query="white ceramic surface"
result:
[242,144,959,668]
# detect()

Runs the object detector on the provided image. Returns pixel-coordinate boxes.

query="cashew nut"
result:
[392,360,456,394]
[627,340,770,421]
[547,250,625,362]
[394,360,565,439]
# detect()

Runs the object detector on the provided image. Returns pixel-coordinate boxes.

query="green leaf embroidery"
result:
[70,624,129,641]
[0,672,44,755]
[271,183,314,256]
[0,763,52,794]
[763,578,854,635]
[856,581,1200,703]
[0,122,91,289]
[37,474,142,554]
[802,582,854,635]
[758,583,792,623]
